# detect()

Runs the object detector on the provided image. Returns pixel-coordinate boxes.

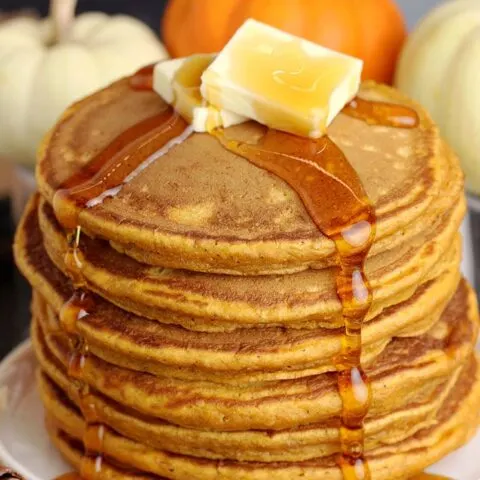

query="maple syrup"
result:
[53,109,189,229]
[50,72,194,479]
[129,64,155,91]
[79,423,105,479]
[71,361,105,478]
[59,290,94,335]
[216,99,418,479]
[344,98,420,128]
[58,224,104,479]
[64,227,85,287]
[215,127,375,478]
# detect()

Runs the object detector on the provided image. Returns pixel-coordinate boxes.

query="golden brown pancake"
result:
[36,195,463,329]
[12,63,474,480]
[36,359,462,463]
[15,198,463,383]
[46,424,160,480]
[32,280,479,431]
[36,79,462,275]
[31,281,456,382]
[43,356,480,479]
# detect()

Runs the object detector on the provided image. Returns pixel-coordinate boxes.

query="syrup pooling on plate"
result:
[216,98,418,479]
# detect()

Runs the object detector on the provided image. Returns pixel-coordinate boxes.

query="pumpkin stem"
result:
[49,0,78,44]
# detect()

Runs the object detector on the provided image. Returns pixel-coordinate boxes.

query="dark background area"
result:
[0,0,168,31]
[0,0,170,360]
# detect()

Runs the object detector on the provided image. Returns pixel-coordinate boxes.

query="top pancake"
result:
[36,77,460,274]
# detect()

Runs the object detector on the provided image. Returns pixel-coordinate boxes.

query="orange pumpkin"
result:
[162,0,406,84]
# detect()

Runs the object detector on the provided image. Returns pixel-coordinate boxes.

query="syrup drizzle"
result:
[51,64,419,480]
[51,68,192,480]
[58,228,104,479]
[344,98,420,129]
[63,228,102,476]
[53,109,191,229]
[215,99,418,479]
[128,64,155,91]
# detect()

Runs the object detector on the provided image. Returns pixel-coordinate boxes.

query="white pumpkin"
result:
[0,1,168,166]
[395,0,480,194]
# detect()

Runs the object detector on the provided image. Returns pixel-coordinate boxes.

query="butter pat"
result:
[153,55,246,132]
[201,19,363,138]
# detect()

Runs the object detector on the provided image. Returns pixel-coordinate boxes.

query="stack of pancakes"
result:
[14,78,480,479]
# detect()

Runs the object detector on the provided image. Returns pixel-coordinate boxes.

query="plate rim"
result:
[0,339,44,480]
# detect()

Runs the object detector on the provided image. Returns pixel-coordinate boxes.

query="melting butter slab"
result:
[201,19,363,138]
[154,55,246,132]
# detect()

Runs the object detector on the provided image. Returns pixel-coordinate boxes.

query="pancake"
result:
[33,292,387,382]
[46,425,159,480]
[42,356,480,479]
[36,78,462,275]
[14,57,475,479]
[36,195,463,329]
[32,278,458,382]
[32,281,479,431]
[15,198,462,382]
[37,360,462,463]
[111,138,462,276]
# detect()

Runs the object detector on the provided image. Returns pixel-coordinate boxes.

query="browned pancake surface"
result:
[36,79,454,273]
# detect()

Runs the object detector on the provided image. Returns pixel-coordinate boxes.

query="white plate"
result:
[0,340,478,480]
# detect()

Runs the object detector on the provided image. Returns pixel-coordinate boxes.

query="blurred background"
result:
[0,0,475,361]
[0,0,442,29]
[0,0,168,27]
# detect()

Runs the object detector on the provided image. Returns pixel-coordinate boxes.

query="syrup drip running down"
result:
[57,228,105,479]
[51,67,193,480]
[51,65,418,480]
[216,99,418,480]
[63,227,84,288]
[215,128,375,479]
